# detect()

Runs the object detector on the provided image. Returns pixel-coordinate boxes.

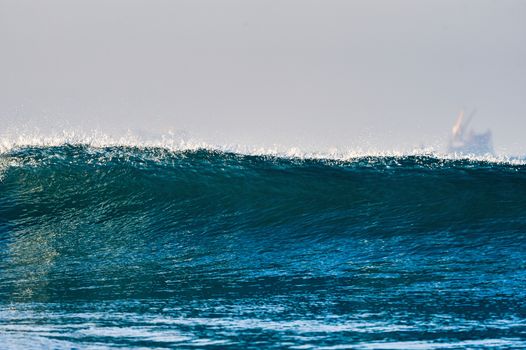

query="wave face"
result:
[1,145,526,349]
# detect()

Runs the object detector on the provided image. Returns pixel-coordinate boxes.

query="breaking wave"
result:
[1,140,526,349]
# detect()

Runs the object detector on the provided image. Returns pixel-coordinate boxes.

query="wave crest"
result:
[0,130,523,165]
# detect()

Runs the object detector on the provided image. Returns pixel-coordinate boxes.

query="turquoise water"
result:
[1,145,525,349]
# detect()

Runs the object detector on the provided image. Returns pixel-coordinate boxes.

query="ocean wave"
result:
[1,144,525,254]
[1,142,526,348]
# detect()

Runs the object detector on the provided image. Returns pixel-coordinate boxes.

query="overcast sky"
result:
[1,0,525,154]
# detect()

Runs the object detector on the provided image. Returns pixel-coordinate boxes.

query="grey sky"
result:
[1,0,525,154]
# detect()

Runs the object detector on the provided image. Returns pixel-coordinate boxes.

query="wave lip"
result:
[0,129,524,164]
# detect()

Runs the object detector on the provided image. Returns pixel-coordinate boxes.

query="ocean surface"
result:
[1,144,525,349]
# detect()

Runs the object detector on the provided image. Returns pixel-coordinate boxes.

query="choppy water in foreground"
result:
[1,145,525,349]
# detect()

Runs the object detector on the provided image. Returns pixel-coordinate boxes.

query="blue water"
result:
[1,145,525,349]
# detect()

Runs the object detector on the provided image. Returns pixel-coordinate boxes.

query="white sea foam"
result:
[0,129,524,165]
